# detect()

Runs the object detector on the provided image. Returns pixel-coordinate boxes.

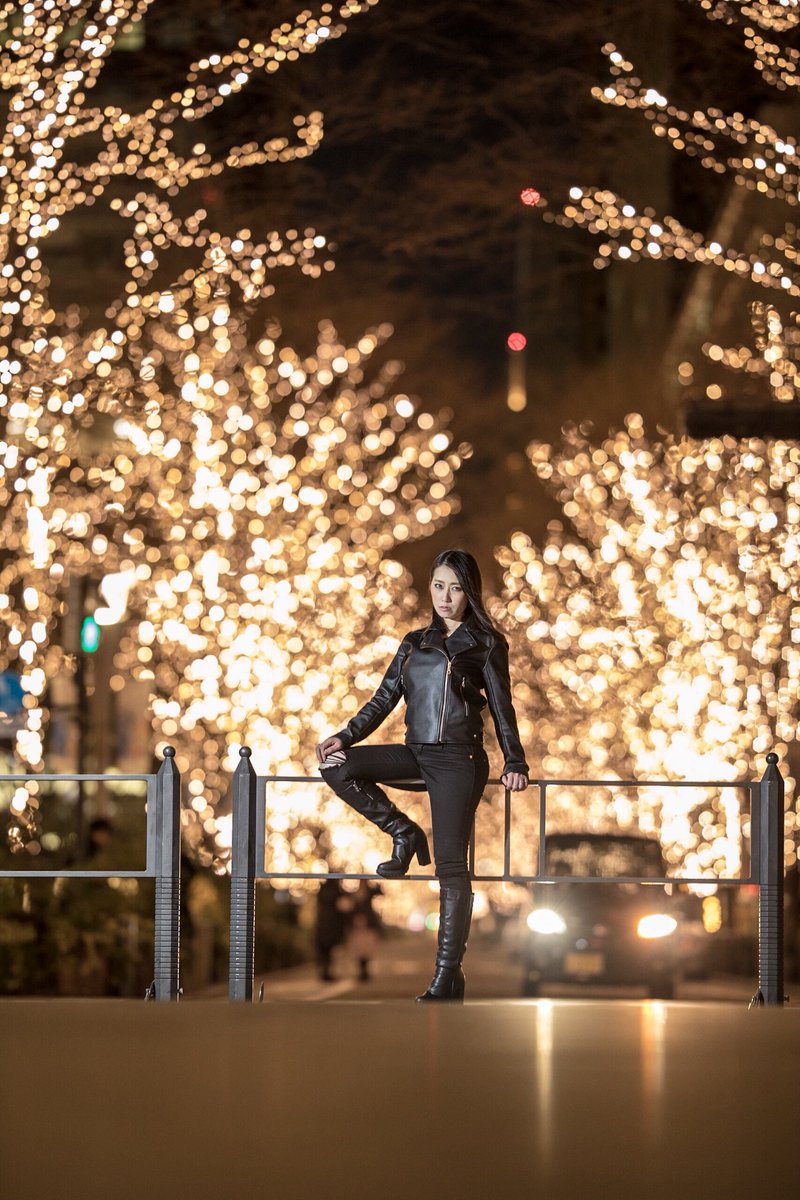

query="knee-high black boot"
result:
[321,769,431,878]
[416,886,474,1002]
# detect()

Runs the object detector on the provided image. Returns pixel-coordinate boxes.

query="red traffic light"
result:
[507,332,527,352]
[520,187,541,207]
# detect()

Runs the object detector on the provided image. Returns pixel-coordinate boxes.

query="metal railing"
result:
[228,748,786,1006]
[0,747,181,1001]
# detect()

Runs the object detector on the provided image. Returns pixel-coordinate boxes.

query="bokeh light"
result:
[0,1,470,893]
[492,415,799,879]
[548,9,800,316]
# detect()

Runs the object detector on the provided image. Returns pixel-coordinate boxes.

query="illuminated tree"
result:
[106,260,463,868]
[493,415,799,876]
[549,0,800,408]
[0,1,446,868]
[487,1,800,886]
[0,0,378,757]
[0,2,469,887]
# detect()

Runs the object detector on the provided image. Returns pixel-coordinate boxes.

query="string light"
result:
[677,7,800,36]
[0,1,465,888]
[493,415,799,877]
[552,182,800,294]
[506,1,800,886]
[549,6,800,304]
[698,299,800,402]
[108,290,465,871]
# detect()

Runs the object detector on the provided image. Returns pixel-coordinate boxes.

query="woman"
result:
[316,549,528,1002]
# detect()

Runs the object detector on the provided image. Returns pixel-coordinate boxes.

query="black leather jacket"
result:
[336,620,529,776]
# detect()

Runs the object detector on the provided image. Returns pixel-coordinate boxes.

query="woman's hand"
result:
[501,772,529,792]
[316,735,345,763]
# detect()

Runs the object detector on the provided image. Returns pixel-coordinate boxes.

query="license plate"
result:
[564,952,604,977]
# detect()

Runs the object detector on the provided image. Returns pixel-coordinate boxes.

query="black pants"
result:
[322,743,489,890]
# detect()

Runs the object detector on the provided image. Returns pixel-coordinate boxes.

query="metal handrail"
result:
[0,748,182,1000]
[0,771,155,878]
[228,749,785,1007]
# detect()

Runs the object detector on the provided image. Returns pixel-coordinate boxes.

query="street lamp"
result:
[507,331,528,413]
[507,187,541,412]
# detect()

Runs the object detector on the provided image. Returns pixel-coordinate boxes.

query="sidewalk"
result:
[2,992,797,1200]
[207,930,780,1005]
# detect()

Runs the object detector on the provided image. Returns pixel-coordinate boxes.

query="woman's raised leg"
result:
[319,744,431,877]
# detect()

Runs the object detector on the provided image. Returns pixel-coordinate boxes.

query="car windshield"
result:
[544,836,664,879]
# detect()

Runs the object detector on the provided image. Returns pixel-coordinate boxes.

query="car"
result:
[517,832,681,999]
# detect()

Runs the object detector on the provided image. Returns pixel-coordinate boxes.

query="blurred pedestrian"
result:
[346,880,383,982]
[314,878,346,982]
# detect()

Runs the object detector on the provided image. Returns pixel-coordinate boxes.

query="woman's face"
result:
[430,565,468,625]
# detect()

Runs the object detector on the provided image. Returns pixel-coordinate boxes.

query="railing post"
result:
[229,746,257,1001]
[153,746,181,1002]
[756,751,785,1007]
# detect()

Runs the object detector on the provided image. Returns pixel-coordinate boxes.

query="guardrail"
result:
[228,749,786,1006]
[0,747,181,1001]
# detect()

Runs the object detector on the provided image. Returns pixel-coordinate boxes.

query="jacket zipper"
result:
[462,675,468,717]
[438,656,452,742]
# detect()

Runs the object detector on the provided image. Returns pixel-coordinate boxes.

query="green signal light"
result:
[80,615,101,653]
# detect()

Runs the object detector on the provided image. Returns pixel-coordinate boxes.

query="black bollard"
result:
[755,752,785,1007]
[153,746,181,1002]
[229,746,258,1001]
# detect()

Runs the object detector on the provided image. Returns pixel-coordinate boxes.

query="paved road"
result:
[248,931,781,1005]
[5,992,798,1199]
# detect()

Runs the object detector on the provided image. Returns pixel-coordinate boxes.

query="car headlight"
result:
[527,908,566,935]
[637,914,678,940]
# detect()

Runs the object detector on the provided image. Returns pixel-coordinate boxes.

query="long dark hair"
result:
[429,549,504,640]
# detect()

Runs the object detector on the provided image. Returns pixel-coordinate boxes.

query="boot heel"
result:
[415,831,431,867]
[415,966,466,1002]
[377,822,430,878]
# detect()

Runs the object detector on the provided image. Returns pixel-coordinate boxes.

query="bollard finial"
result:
[766,751,779,766]
[239,746,252,759]
[163,745,176,759]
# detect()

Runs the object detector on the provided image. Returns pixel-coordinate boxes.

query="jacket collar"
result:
[420,621,478,654]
